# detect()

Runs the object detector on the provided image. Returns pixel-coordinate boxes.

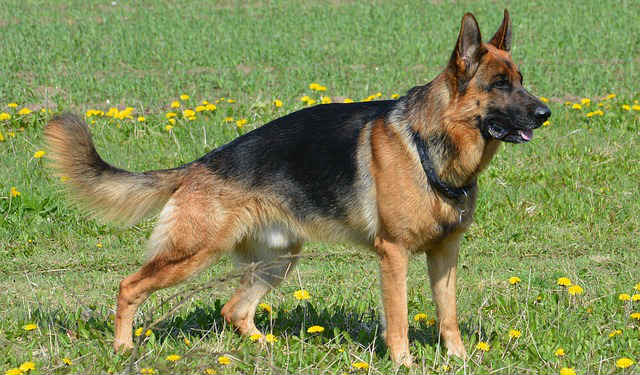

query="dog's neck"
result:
[403,75,501,197]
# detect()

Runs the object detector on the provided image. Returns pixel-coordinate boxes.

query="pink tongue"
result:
[519,129,533,141]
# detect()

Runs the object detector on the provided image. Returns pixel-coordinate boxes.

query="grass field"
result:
[1,0,640,374]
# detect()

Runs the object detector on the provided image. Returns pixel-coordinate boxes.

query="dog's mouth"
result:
[487,123,533,144]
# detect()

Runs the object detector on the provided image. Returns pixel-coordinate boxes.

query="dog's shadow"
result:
[148,300,480,358]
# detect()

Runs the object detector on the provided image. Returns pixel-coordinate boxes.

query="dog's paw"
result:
[446,343,467,359]
[113,340,134,354]
[392,351,414,368]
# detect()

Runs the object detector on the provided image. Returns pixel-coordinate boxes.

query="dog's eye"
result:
[493,79,510,90]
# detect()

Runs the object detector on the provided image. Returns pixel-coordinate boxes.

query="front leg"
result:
[426,235,466,358]
[375,236,413,367]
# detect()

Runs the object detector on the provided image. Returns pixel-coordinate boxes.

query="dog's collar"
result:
[409,128,476,203]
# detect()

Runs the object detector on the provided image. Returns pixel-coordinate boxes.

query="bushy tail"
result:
[44,113,188,226]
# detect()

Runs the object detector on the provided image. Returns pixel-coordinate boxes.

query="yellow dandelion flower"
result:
[195,105,206,112]
[509,276,521,285]
[539,96,549,103]
[293,289,310,300]
[476,341,490,351]
[166,112,177,119]
[205,104,216,111]
[96,243,102,248]
[249,333,262,342]
[183,109,195,118]
[555,348,565,357]
[165,125,173,132]
[273,99,283,107]
[205,369,216,375]
[0,112,12,120]
[414,313,428,322]
[352,362,369,370]
[135,327,143,336]
[105,107,118,117]
[168,118,176,125]
[224,116,234,123]
[8,131,15,138]
[201,100,209,105]
[559,368,576,375]
[137,116,146,122]
[8,102,18,108]
[580,98,590,106]
[543,120,550,127]
[606,93,616,100]
[307,325,325,333]
[236,118,248,128]
[140,368,156,374]
[426,318,436,326]
[608,329,622,338]
[631,294,640,301]
[300,95,311,103]
[306,99,316,106]
[265,334,277,343]
[33,150,46,159]
[632,104,640,111]
[391,94,400,99]
[508,329,522,339]
[622,104,631,111]
[187,116,196,121]
[216,356,231,365]
[635,282,640,291]
[227,99,235,103]
[571,104,582,110]
[0,132,4,142]
[586,111,595,117]
[180,94,190,101]
[22,323,37,331]
[18,108,32,115]
[18,362,35,372]
[344,98,354,103]
[557,277,572,286]
[183,337,191,346]
[630,312,640,320]
[62,358,72,366]
[10,187,21,198]
[320,96,332,104]
[4,368,22,375]
[309,83,327,91]
[258,303,272,313]
[568,285,584,295]
[170,101,180,108]
[616,358,634,369]
[165,354,181,362]
[619,293,631,301]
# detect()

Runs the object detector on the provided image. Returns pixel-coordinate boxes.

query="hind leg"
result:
[113,248,220,351]
[113,187,240,351]
[221,232,302,336]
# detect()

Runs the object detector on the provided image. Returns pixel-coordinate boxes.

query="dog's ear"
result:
[489,9,512,51]
[449,13,485,84]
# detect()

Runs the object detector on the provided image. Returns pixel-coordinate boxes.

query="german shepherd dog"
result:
[45,10,549,366]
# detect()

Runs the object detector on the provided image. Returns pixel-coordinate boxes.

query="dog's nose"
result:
[534,106,551,122]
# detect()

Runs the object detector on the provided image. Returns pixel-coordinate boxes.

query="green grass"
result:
[1,0,640,373]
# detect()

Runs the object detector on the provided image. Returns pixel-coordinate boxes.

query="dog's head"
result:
[446,10,550,143]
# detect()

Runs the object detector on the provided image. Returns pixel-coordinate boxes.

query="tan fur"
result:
[45,114,188,226]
